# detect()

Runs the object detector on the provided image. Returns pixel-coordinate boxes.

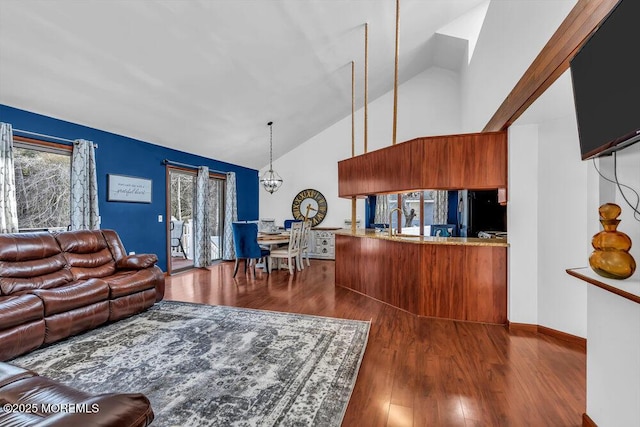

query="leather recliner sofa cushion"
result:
[0,233,73,295]
[30,279,109,316]
[105,269,161,299]
[55,230,116,280]
[0,295,43,330]
[42,302,110,344]
[29,279,111,344]
[101,229,165,302]
[0,295,45,361]
[0,322,45,362]
[0,362,154,427]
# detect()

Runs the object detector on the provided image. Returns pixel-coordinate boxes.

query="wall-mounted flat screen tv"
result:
[570,0,639,160]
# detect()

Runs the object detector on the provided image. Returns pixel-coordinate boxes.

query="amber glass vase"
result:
[589,203,636,280]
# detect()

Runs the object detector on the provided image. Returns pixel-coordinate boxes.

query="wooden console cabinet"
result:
[308,228,340,260]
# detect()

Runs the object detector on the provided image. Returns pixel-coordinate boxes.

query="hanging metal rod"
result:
[392,0,400,146]
[13,128,98,148]
[162,159,227,176]
[363,22,369,154]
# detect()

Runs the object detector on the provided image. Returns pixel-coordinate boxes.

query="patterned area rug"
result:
[12,301,370,427]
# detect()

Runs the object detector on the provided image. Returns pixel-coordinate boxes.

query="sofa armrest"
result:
[116,254,158,270]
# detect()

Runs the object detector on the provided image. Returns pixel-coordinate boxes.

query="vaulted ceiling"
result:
[0,0,488,169]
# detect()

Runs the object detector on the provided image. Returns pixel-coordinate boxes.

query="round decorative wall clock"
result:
[291,189,327,227]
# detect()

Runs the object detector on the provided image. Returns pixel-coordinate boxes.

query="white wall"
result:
[259,67,461,227]
[506,124,539,325]
[587,285,640,426]
[508,72,590,338]
[460,0,577,132]
[598,144,640,263]
[509,108,590,338]
[536,114,589,336]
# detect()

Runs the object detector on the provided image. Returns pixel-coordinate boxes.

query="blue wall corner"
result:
[1,105,259,271]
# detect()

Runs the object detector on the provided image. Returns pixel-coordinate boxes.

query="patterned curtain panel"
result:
[222,172,238,260]
[70,139,100,230]
[433,190,448,224]
[373,194,389,224]
[0,123,19,233]
[193,166,211,268]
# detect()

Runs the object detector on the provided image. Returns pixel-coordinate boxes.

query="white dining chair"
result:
[170,220,187,259]
[270,221,303,274]
[297,220,311,270]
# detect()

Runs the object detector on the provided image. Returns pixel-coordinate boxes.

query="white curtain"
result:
[433,190,448,224]
[70,139,100,230]
[0,123,18,233]
[374,194,389,224]
[194,166,211,268]
[222,171,237,260]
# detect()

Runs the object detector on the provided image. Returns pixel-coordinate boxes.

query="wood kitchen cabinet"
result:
[338,131,507,197]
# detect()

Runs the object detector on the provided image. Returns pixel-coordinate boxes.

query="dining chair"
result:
[170,220,187,259]
[430,224,457,237]
[283,219,301,230]
[231,222,271,277]
[297,220,311,269]
[270,221,303,274]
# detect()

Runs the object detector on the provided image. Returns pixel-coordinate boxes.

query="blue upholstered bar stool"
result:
[231,222,271,277]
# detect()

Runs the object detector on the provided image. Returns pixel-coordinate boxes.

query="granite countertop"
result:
[333,228,509,247]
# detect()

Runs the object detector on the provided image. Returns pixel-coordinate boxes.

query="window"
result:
[387,191,435,233]
[13,138,71,231]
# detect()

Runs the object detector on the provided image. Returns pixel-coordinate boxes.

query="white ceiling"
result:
[0,0,487,170]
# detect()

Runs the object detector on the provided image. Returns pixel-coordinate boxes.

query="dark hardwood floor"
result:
[165,260,586,427]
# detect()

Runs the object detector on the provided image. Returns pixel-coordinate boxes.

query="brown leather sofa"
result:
[0,229,165,361]
[0,361,154,426]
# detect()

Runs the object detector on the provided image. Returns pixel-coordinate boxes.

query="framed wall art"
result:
[107,174,152,203]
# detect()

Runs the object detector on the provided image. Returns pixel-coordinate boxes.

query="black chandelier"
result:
[259,121,283,194]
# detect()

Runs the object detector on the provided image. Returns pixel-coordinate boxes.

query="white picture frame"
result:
[107,174,152,203]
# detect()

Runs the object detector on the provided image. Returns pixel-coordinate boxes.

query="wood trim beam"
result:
[483,0,620,132]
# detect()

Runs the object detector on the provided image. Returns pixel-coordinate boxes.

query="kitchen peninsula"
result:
[336,131,509,324]
[335,230,507,323]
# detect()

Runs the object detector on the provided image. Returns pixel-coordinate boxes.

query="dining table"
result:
[257,231,291,271]
[257,231,290,246]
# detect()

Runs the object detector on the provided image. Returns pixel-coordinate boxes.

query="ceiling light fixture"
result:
[260,121,283,194]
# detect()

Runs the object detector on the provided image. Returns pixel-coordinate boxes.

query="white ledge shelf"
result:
[566,267,640,304]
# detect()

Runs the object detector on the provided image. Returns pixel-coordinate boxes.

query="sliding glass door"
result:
[168,168,196,273]
[167,167,226,273]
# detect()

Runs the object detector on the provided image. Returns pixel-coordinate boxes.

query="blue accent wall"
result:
[1,105,259,271]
